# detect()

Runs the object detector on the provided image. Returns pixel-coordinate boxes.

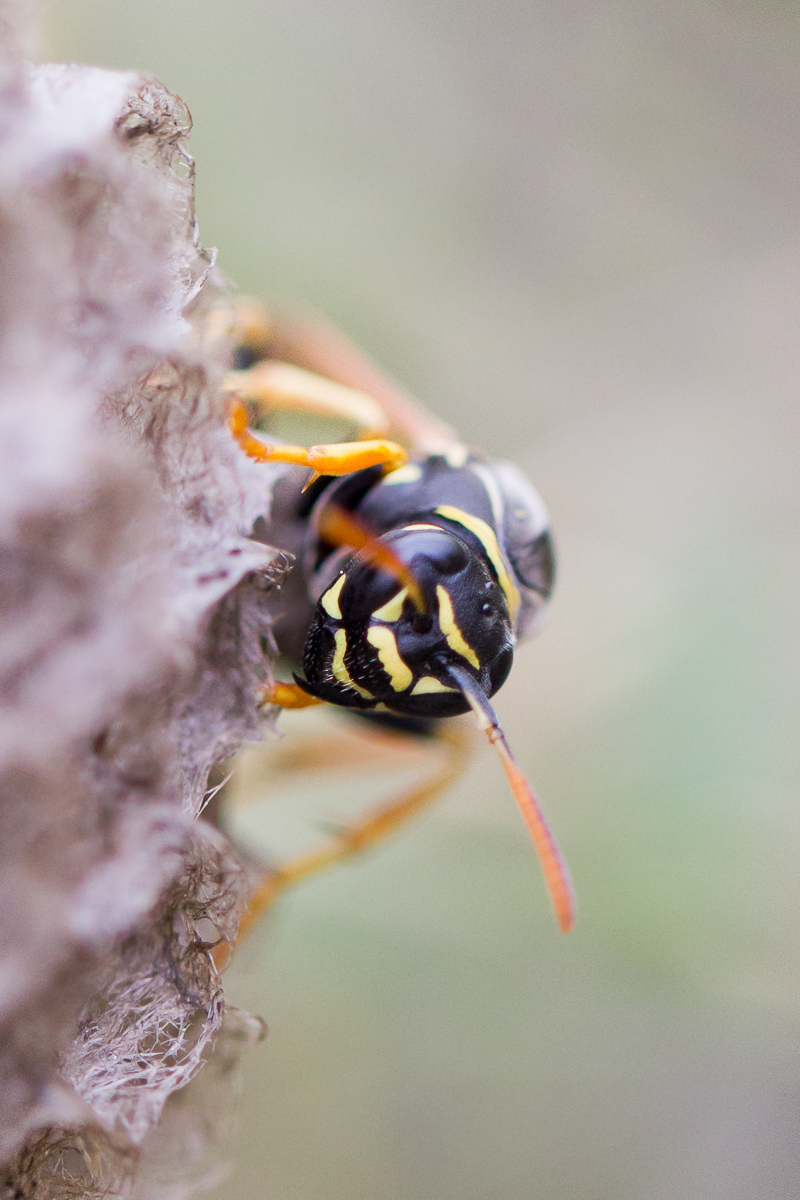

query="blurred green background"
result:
[46,2,800,1196]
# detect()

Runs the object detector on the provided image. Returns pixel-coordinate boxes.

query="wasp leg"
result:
[221,301,457,456]
[258,725,429,778]
[228,397,407,481]
[261,679,324,710]
[232,722,470,947]
[223,360,389,440]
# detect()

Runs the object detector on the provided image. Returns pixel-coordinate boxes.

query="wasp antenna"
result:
[443,663,575,933]
[317,503,427,613]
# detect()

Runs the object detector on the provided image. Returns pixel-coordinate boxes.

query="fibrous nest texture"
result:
[0,8,281,1197]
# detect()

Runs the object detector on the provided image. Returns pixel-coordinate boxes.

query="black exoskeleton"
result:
[270,449,555,720]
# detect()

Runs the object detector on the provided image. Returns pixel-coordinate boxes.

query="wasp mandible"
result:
[221,302,574,935]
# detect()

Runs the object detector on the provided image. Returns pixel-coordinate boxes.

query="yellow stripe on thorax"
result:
[435,505,520,622]
[366,626,413,692]
[436,584,480,669]
[332,628,372,698]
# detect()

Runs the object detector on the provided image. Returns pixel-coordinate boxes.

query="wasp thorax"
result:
[302,526,515,716]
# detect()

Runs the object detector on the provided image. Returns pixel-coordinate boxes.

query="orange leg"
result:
[223,359,389,439]
[228,397,407,484]
[261,680,323,710]
[231,722,470,948]
[257,308,459,456]
[215,298,462,456]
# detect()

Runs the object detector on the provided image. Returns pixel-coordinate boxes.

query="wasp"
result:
[221,303,574,935]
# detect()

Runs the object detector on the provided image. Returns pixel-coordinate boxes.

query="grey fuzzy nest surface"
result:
[0,9,283,1197]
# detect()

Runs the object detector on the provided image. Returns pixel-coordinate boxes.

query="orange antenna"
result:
[317,503,426,613]
[444,663,575,933]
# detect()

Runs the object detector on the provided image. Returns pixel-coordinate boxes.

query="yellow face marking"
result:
[411,675,457,695]
[435,505,521,622]
[332,628,372,698]
[436,584,480,670]
[383,463,423,486]
[372,587,408,623]
[320,573,346,619]
[366,626,413,692]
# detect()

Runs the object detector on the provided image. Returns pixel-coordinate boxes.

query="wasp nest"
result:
[0,6,281,1197]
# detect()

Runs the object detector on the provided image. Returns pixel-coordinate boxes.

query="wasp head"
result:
[300,525,514,716]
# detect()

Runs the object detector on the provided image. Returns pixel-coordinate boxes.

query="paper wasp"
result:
[221,302,574,935]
